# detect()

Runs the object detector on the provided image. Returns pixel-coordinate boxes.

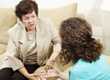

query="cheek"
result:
[22,19,28,24]
[22,21,29,27]
[33,19,37,24]
[23,21,28,25]
[33,17,37,22]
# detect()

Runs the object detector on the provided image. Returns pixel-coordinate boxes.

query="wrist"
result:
[18,67,31,79]
[46,59,55,66]
[25,73,31,79]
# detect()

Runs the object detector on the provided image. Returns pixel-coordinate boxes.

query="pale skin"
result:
[18,11,60,80]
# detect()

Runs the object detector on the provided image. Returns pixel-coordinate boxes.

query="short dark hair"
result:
[59,17,103,64]
[15,0,38,20]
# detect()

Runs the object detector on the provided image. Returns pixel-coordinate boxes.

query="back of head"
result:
[60,17,103,63]
[15,0,38,20]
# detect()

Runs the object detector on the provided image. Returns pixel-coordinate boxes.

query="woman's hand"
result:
[46,59,56,67]
[27,73,41,80]
[18,67,39,80]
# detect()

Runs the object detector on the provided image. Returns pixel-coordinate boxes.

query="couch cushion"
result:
[39,3,77,29]
[0,8,17,54]
[0,3,77,54]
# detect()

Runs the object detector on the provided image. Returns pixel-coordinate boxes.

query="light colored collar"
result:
[16,18,41,44]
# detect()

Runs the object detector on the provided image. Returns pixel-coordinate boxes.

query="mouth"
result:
[29,24,34,27]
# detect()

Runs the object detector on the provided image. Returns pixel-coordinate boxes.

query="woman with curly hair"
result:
[60,17,110,80]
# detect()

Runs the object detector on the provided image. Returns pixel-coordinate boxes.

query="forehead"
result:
[23,11,36,17]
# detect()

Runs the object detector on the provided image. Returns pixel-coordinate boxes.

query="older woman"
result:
[59,17,110,80]
[0,0,61,80]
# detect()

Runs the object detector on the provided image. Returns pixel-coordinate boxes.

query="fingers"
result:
[46,59,56,66]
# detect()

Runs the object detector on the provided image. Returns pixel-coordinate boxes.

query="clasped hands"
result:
[27,59,56,80]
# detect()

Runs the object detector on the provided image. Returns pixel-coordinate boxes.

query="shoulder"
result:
[69,59,97,75]
[70,55,109,73]
[69,60,86,74]
[39,17,54,28]
[8,23,19,33]
[8,19,24,34]
[38,17,57,33]
[8,22,23,38]
[69,60,93,79]
[69,63,85,79]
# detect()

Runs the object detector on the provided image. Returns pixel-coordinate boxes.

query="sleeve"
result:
[52,26,61,53]
[3,31,24,71]
[48,19,61,60]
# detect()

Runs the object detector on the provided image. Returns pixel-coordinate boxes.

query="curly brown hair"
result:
[15,0,38,20]
[59,17,103,64]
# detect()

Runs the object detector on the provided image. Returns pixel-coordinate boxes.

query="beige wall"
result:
[0,8,17,54]
[39,3,77,29]
[85,10,110,55]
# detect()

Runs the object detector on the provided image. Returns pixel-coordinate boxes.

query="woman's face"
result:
[21,11,37,31]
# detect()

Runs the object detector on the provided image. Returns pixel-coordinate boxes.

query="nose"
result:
[28,17,33,23]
